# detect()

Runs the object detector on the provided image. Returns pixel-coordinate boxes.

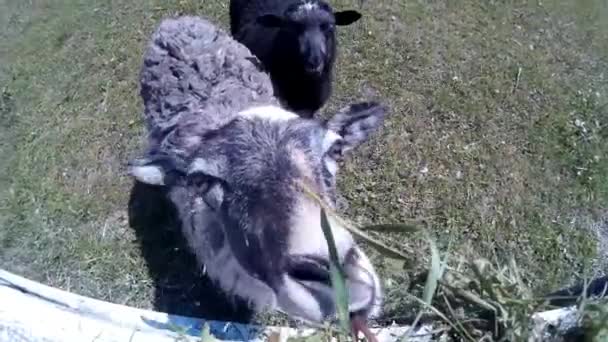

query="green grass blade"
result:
[422,234,443,305]
[361,223,420,234]
[403,235,446,342]
[199,323,219,342]
[347,224,412,260]
[408,295,477,342]
[298,181,410,260]
[320,208,351,334]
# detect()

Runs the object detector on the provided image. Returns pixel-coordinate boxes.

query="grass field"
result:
[1,0,607,330]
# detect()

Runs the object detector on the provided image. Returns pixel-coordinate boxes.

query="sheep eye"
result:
[320,23,334,32]
[288,21,305,32]
[187,172,218,190]
[327,142,343,161]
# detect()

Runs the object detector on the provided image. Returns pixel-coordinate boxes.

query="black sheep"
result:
[230,0,362,118]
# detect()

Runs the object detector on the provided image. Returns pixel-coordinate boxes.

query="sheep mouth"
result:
[286,253,378,313]
[304,64,325,75]
[287,255,331,284]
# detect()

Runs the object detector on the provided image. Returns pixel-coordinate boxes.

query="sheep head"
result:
[128,102,387,325]
[256,0,361,76]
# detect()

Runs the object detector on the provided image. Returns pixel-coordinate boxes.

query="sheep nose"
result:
[305,58,324,74]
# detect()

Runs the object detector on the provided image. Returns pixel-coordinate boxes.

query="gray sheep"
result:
[229,0,362,118]
[129,15,388,336]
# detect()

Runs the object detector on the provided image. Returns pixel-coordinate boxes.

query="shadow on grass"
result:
[127,180,254,323]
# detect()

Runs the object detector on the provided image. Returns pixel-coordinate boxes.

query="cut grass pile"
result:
[0,0,607,333]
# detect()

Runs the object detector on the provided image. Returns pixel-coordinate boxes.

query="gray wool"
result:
[135,16,286,312]
[139,15,280,157]
[131,15,387,322]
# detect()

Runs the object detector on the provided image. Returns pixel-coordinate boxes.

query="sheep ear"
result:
[127,153,187,186]
[257,14,285,28]
[326,102,388,154]
[334,10,362,26]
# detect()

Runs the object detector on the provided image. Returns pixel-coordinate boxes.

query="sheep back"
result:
[139,15,279,156]
[230,0,287,36]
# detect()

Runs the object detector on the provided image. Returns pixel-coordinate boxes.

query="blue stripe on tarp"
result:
[140,315,265,340]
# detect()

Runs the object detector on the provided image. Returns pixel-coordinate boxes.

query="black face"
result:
[256,1,362,76]
[296,18,333,75]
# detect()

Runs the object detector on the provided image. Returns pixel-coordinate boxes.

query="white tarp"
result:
[0,270,432,342]
[1,269,589,341]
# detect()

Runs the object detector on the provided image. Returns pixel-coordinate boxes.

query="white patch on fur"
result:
[324,158,338,175]
[238,105,299,122]
[322,130,341,152]
[344,247,383,318]
[129,165,164,185]
[189,158,208,174]
[182,135,202,150]
[188,157,223,178]
[301,1,319,11]
[288,198,354,260]
[322,130,341,175]
[286,197,383,320]
[276,276,323,323]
